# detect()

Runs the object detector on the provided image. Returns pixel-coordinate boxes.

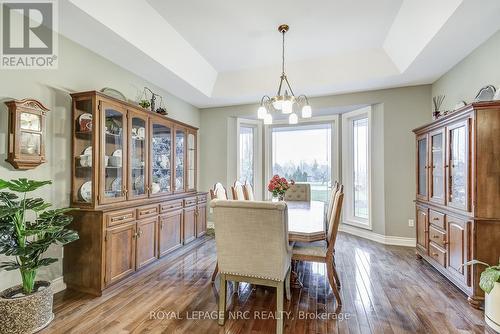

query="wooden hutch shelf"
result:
[413,101,500,308]
[63,91,206,295]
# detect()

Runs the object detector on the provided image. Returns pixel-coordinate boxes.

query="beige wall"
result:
[0,35,200,291]
[200,85,432,239]
[432,30,500,110]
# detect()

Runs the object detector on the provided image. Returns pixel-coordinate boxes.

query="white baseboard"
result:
[339,224,416,247]
[51,276,66,294]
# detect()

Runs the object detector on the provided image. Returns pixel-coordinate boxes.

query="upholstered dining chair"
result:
[292,186,344,307]
[231,180,246,200]
[284,182,311,201]
[210,182,228,200]
[243,181,255,200]
[211,200,292,334]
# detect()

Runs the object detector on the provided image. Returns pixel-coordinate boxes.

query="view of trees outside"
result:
[239,126,254,185]
[353,117,369,219]
[272,124,332,203]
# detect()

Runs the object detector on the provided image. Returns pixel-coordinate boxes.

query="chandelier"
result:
[258,24,312,125]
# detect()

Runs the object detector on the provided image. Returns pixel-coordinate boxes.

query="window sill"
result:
[342,219,372,231]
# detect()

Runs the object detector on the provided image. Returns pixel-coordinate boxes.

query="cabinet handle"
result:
[432,235,439,239]
[432,253,438,257]
[160,222,163,230]
[433,217,440,221]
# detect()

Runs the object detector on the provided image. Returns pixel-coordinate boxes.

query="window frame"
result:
[236,118,262,199]
[264,115,340,201]
[341,107,372,230]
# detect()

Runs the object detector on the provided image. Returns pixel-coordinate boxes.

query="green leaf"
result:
[0,179,52,193]
[480,268,500,294]
[21,198,51,212]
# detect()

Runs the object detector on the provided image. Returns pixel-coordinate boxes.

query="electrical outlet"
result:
[408,219,415,227]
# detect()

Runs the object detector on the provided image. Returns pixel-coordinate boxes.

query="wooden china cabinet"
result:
[64,91,207,296]
[413,101,500,308]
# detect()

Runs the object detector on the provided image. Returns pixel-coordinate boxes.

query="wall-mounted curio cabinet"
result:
[5,99,49,169]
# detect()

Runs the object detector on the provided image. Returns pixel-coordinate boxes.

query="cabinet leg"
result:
[416,252,422,260]
[467,296,483,310]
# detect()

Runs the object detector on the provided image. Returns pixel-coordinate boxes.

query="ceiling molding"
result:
[59,0,500,108]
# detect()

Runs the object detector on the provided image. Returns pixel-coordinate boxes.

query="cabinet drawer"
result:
[429,210,445,230]
[160,200,183,213]
[429,225,446,248]
[137,205,159,219]
[184,197,197,207]
[105,209,136,227]
[197,194,207,203]
[429,243,446,268]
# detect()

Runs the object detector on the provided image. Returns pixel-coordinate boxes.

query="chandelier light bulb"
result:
[301,105,312,118]
[257,106,267,119]
[272,99,283,110]
[264,113,273,125]
[289,113,298,124]
[282,99,293,114]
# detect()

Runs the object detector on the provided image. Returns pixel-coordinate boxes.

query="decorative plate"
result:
[474,85,496,102]
[82,146,92,155]
[134,175,144,192]
[151,182,160,194]
[112,149,122,157]
[176,177,183,189]
[111,177,122,192]
[77,113,92,132]
[100,87,127,102]
[79,181,92,202]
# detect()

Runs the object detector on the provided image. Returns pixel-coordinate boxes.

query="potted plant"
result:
[0,179,79,333]
[138,99,150,110]
[464,258,500,332]
[267,175,294,201]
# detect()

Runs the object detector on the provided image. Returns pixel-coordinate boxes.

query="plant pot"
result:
[485,282,500,332]
[0,281,54,334]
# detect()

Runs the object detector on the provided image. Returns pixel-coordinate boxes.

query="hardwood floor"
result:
[42,233,493,334]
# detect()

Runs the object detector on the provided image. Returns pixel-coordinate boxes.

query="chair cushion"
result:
[292,240,327,258]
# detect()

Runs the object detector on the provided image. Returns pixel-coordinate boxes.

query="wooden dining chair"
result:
[231,180,246,200]
[210,182,228,200]
[292,186,344,307]
[284,183,311,201]
[325,181,340,229]
[243,181,255,200]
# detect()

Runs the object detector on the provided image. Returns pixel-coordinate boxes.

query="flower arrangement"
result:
[267,174,294,200]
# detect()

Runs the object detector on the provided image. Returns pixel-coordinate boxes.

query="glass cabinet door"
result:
[174,127,186,192]
[100,102,127,203]
[150,119,172,196]
[187,131,196,191]
[73,97,95,205]
[429,130,445,204]
[447,120,469,210]
[129,111,148,200]
[417,134,428,201]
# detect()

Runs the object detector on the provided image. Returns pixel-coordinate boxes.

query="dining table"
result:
[286,200,326,288]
